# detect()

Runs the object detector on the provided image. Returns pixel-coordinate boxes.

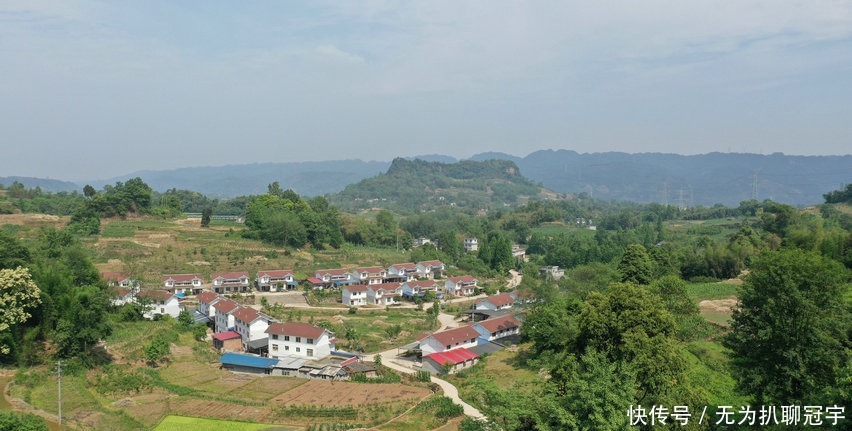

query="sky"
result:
[2,1,851,181]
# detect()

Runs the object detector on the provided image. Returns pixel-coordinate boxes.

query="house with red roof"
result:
[211,272,250,294]
[419,325,483,355]
[416,260,445,279]
[422,347,479,374]
[474,292,517,311]
[212,331,242,353]
[444,275,478,297]
[213,299,240,333]
[314,268,353,287]
[255,270,297,291]
[163,273,204,296]
[196,291,221,321]
[367,282,402,306]
[233,307,270,353]
[109,286,135,306]
[266,322,335,360]
[101,271,137,290]
[387,263,418,282]
[350,266,387,285]
[342,284,369,306]
[402,280,441,299]
[138,290,181,319]
[473,315,522,342]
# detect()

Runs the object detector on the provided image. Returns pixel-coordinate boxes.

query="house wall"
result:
[236,319,269,343]
[214,338,243,353]
[215,311,236,333]
[269,332,331,360]
[143,298,181,319]
[473,324,520,341]
[420,336,479,355]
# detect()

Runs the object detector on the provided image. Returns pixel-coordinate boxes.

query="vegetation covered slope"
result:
[332,158,550,213]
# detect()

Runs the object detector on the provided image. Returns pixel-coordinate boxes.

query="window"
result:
[272,345,278,351]
[272,334,278,340]
[285,346,289,351]
[296,337,301,343]
[307,349,313,357]
[160,307,165,313]
[307,338,314,344]
[284,335,290,341]
[296,347,300,353]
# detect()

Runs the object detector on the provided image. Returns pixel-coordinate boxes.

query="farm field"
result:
[153,415,298,431]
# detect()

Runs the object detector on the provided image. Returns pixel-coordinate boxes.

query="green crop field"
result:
[153,415,298,431]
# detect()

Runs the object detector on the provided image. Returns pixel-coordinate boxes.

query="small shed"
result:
[218,352,278,375]
[212,331,242,353]
[421,347,479,374]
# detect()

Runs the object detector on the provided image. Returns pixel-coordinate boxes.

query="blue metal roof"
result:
[218,352,278,369]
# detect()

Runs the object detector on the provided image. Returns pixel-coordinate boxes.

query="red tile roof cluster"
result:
[371,282,402,292]
[197,291,219,303]
[476,315,522,332]
[480,293,515,308]
[390,263,417,270]
[417,260,444,267]
[315,268,349,276]
[266,322,326,338]
[428,326,481,346]
[233,307,261,324]
[257,270,294,278]
[163,273,202,282]
[212,299,239,313]
[424,347,478,366]
[212,330,241,341]
[353,266,385,274]
[406,280,438,289]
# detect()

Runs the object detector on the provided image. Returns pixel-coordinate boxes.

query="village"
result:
[102,255,538,385]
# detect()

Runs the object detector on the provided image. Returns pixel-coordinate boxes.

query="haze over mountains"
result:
[3,150,850,206]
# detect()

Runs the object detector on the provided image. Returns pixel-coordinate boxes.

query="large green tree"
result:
[0,267,41,355]
[723,249,851,405]
[617,244,653,285]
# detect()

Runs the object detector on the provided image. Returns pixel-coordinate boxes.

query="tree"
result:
[82,184,96,199]
[200,208,212,228]
[723,249,850,404]
[144,335,172,366]
[0,411,48,431]
[0,233,31,270]
[0,268,41,354]
[617,244,653,285]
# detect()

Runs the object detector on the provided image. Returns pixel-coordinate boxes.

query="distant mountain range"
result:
[4,151,849,206]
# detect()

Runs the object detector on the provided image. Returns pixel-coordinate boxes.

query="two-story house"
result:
[416,260,445,279]
[387,263,418,282]
[314,268,353,288]
[419,325,482,355]
[101,271,137,291]
[213,299,240,333]
[472,315,522,342]
[342,284,369,306]
[232,307,270,353]
[463,238,479,252]
[196,291,221,321]
[211,272,251,294]
[139,290,181,319]
[402,280,440,299]
[162,273,204,296]
[349,266,387,285]
[474,293,517,311]
[367,282,402,306]
[444,276,478,297]
[266,322,335,360]
[255,270,297,292]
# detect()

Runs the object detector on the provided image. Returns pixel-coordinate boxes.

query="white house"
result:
[211,272,251,294]
[412,237,432,248]
[109,286,136,306]
[232,307,270,349]
[213,298,240,333]
[402,280,440,299]
[416,260,445,279]
[266,322,335,360]
[350,266,387,285]
[444,276,478,297]
[101,271,137,291]
[387,263,418,282]
[139,290,181,319]
[162,273,204,296]
[196,291,221,319]
[314,268,353,287]
[255,269,297,291]
[464,238,479,252]
[367,282,402,306]
[342,284,369,306]
[419,326,482,355]
[473,315,522,342]
[538,266,565,280]
[474,293,517,311]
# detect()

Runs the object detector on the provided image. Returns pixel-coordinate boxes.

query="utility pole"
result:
[57,360,63,427]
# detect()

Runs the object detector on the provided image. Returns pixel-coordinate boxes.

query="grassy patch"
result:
[153,415,296,431]
[100,223,137,238]
[683,341,750,407]
[687,282,739,301]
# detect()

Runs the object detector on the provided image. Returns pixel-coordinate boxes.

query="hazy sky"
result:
[2,1,851,181]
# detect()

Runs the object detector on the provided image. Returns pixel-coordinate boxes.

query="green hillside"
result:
[332,158,551,213]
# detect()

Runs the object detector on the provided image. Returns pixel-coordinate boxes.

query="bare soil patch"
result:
[273,380,431,407]
[699,298,737,314]
[0,213,66,227]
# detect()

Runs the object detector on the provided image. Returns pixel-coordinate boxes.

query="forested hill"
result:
[330,158,551,212]
[0,176,79,193]
[471,150,852,206]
